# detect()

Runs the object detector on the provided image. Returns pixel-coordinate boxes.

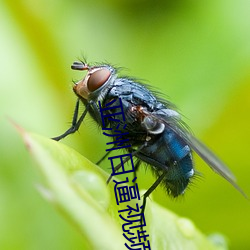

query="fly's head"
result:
[72,61,116,100]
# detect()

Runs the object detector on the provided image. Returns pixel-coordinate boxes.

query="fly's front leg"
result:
[52,99,89,141]
[88,100,103,125]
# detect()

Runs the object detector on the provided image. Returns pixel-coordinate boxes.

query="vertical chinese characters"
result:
[99,98,151,250]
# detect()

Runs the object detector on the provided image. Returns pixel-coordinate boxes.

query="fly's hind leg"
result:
[141,172,166,216]
[139,171,167,232]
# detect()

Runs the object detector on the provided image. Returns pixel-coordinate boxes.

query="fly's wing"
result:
[151,110,247,198]
[183,132,247,197]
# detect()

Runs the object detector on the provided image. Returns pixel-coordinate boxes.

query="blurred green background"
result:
[1,0,250,249]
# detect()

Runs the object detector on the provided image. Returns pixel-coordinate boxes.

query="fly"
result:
[52,60,247,213]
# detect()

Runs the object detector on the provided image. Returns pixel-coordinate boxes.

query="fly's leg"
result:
[106,154,133,184]
[133,160,141,183]
[106,144,146,184]
[140,171,167,231]
[141,172,166,216]
[88,100,103,125]
[52,99,89,141]
[96,147,115,165]
[105,141,161,231]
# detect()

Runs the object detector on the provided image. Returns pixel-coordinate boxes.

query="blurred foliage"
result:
[16,129,226,250]
[0,0,250,249]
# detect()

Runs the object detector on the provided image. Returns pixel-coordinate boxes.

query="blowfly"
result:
[52,60,246,212]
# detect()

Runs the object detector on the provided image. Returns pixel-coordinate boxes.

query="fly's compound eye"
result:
[87,68,111,92]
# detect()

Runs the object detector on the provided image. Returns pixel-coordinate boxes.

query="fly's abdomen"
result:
[165,153,193,197]
[138,128,194,197]
[163,129,194,196]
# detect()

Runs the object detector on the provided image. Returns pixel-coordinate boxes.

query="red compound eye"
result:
[87,68,111,92]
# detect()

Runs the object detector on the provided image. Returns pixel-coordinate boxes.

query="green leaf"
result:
[19,127,227,250]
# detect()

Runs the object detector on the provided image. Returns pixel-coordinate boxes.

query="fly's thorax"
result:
[73,64,117,102]
[140,108,181,135]
[141,116,165,134]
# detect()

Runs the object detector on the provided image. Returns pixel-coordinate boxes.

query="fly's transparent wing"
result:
[170,123,247,198]
[186,133,236,181]
[149,110,247,198]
